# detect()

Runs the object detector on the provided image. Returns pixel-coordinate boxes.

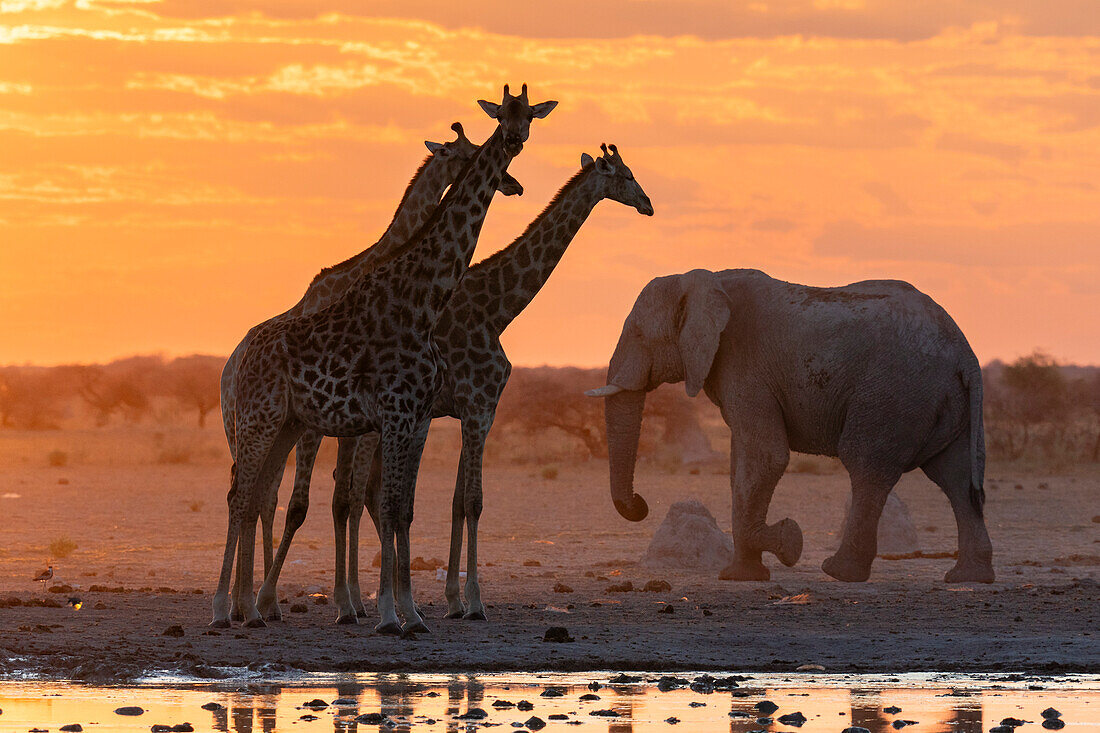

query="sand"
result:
[0,427,1097,680]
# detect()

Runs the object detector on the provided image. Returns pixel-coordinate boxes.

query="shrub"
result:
[156,445,193,465]
[46,450,68,468]
[49,536,77,558]
[188,501,203,513]
[541,466,559,480]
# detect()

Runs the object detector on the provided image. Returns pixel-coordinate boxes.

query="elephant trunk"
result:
[604,389,649,522]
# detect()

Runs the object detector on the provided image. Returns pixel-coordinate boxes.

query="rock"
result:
[171,724,193,732]
[892,721,914,729]
[755,701,779,715]
[114,707,144,716]
[540,687,565,698]
[200,703,224,712]
[290,603,308,613]
[312,595,328,606]
[1042,721,1065,730]
[525,716,546,730]
[457,708,488,720]
[1092,515,1100,523]
[844,728,872,733]
[884,707,902,715]
[592,709,620,717]
[778,712,807,726]
[644,579,672,592]
[492,700,515,708]
[990,726,1015,733]
[1001,718,1027,727]
[1042,709,1062,720]
[355,713,387,724]
[609,673,642,683]
[666,717,681,725]
[842,493,919,556]
[523,560,542,567]
[730,712,752,718]
[543,627,574,643]
[553,583,573,593]
[549,714,568,720]
[332,698,356,706]
[60,725,82,731]
[657,676,688,691]
[641,499,737,569]
[587,682,600,690]
[162,625,185,637]
[299,715,318,721]
[758,718,773,725]
[516,700,534,711]
[302,699,328,709]
[580,693,600,700]
[658,604,674,614]
[689,702,706,708]
[151,725,172,732]
[606,581,634,593]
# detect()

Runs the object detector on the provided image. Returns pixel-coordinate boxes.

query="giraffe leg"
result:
[444,451,466,618]
[211,464,242,627]
[257,430,322,620]
[374,426,406,636]
[460,418,489,621]
[257,457,286,621]
[397,419,431,637]
[347,433,378,618]
[331,437,358,624]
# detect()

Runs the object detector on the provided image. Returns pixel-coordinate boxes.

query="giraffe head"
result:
[579,143,654,216]
[477,84,558,157]
[425,122,524,196]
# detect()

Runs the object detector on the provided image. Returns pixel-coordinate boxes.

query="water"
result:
[0,673,1097,732]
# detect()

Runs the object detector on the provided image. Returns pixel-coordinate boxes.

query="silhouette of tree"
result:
[164,355,223,427]
[76,365,149,426]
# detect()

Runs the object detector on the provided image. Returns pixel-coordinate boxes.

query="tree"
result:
[76,365,149,426]
[164,355,223,427]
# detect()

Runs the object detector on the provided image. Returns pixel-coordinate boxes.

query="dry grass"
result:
[48,536,78,559]
[188,500,204,513]
[541,465,559,480]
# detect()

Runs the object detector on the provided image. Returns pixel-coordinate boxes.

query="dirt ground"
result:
[0,425,1097,680]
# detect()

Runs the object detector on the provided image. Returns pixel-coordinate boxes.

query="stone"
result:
[540,688,565,697]
[302,699,328,709]
[657,676,688,691]
[990,726,1015,733]
[151,726,172,732]
[844,728,872,733]
[549,714,568,720]
[592,709,620,717]
[516,701,534,711]
[171,724,193,732]
[553,583,573,593]
[457,708,488,720]
[609,674,642,683]
[161,625,184,638]
[290,603,308,613]
[543,627,574,643]
[332,699,356,706]
[525,716,546,730]
[1042,721,1065,730]
[200,702,224,711]
[114,707,144,716]
[778,712,807,726]
[492,700,515,708]
[666,717,681,724]
[884,707,902,714]
[842,493,918,556]
[641,499,737,570]
[658,604,674,614]
[1001,719,1027,727]
[644,579,672,592]
[1042,709,1062,720]
[580,694,600,701]
[355,713,387,724]
[755,701,779,715]
[606,581,634,593]
[60,725,82,731]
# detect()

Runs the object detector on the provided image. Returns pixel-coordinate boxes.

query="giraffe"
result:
[212,84,557,634]
[219,122,522,623]
[337,144,652,619]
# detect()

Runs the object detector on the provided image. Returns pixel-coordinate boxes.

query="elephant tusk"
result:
[585,384,625,398]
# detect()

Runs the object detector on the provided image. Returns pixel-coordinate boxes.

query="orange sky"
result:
[1,0,1098,367]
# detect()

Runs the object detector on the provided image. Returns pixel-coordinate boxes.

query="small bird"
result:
[33,565,53,586]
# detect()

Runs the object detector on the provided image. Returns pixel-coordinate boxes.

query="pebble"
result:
[114,707,144,716]
[543,627,574,643]
[172,724,193,732]
[1042,709,1062,720]
[588,682,600,691]
[991,726,1016,733]
[549,714,569,720]
[332,698,356,706]
[200,703,224,712]
[755,701,779,715]
[355,713,387,724]
[844,728,872,733]
[893,721,919,728]
[658,604,675,614]
[553,583,574,593]
[492,700,515,708]
[666,717,681,724]
[579,693,600,701]
[757,717,774,725]
[525,716,546,730]
[161,625,184,638]
[730,712,752,718]
[517,700,534,711]
[151,725,172,732]
[458,708,488,720]
[60,725,82,732]
[689,702,706,708]
[299,714,318,721]
[1042,721,1065,730]
[778,712,807,727]
[1001,718,1028,727]
[592,709,620,717]
[541,688,566,698]
[302,699,328,709]
[644,579,672,592]
[884,707,902,714]
[657,676,689,691]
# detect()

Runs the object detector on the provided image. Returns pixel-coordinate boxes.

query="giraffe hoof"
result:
[230,611,245,623]
[265,610,282,622]
[400,620,430,638]
[355,609,369,618]
[335,614,359,625]
[462,609,487,621]
[444,609,465,619]
[243,617,267,629]
[208,618,231,629]
[375,621,401,635]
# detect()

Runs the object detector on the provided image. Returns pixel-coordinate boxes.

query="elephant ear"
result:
[677,270,731,397]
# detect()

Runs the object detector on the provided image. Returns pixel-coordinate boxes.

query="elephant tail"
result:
[961,363,986,517]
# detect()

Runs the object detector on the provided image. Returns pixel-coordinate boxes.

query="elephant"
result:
[587,268,994,584]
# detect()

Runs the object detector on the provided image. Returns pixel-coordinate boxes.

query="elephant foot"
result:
[375,620,402,635]
[463,609,487,621]
[242,616,267,629]
[400,620,430,638]
[718,560,770,581]
[208,618,231,629]
[945,560,995,584]
[769,518,804,568]
[821,553,872,583]
[335,613,359,625]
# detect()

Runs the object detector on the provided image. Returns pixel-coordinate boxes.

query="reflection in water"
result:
[0,675,1093,733]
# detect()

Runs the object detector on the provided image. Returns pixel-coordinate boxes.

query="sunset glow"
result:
[1,1,1098,367]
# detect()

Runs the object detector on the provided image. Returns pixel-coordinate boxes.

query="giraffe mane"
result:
[472,162,594,271]
[307,154,435,286]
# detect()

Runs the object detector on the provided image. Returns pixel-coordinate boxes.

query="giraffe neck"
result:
[295,154,452,315]
[389,127,511,321]
[466,166,601,333]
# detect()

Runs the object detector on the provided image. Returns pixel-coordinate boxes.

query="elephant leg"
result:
[922,433,994,583]
[822,467,898,582]
[719,414,801,581]
[331,437,358,625]
[257,430,321,620]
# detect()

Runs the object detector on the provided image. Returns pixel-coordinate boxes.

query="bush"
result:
[188,501,203,513]
[541,466,559,480]
[156,445,193,465]
[46,450,68,467]
[49,536,78,558]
